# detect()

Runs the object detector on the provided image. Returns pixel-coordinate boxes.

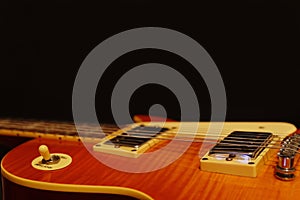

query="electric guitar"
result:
[1,118,299,199]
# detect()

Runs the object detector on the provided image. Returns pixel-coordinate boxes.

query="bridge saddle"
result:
[275,134,300,181]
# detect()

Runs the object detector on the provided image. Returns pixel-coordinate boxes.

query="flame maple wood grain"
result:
[2,136,300,200]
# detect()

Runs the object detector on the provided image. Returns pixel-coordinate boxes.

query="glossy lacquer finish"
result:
[2,134,300,200]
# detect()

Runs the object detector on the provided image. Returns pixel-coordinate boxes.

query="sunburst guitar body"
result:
[1,119,300,199]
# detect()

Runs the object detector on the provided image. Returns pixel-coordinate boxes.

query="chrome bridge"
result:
[275,134,300,181]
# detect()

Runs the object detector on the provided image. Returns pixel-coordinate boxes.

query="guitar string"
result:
[0,119,298,153]
[0,119,276,136]
[2,128,296,155]
[2,118,273,141]
[1,120,287,138]
[0,118,248,131]
[0,123,281,144]
[0,120,291,144]
[0,120,252,138]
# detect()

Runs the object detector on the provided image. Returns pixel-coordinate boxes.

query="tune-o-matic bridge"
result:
[275,134,300,181]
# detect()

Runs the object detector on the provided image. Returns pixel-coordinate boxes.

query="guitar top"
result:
[1,121,300,199]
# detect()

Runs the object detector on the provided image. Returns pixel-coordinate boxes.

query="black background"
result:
[1,1,299,126]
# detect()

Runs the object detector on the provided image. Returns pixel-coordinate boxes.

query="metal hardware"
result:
[275,134,300,181]
[209,131,273,160]
[41,155,61,165]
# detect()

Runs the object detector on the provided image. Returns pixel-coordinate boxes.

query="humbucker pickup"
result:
[93,124,170,158]
[208,131,273,159]
[200,131,276,177]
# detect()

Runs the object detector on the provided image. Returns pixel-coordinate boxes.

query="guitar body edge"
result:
[1,165,153,200]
